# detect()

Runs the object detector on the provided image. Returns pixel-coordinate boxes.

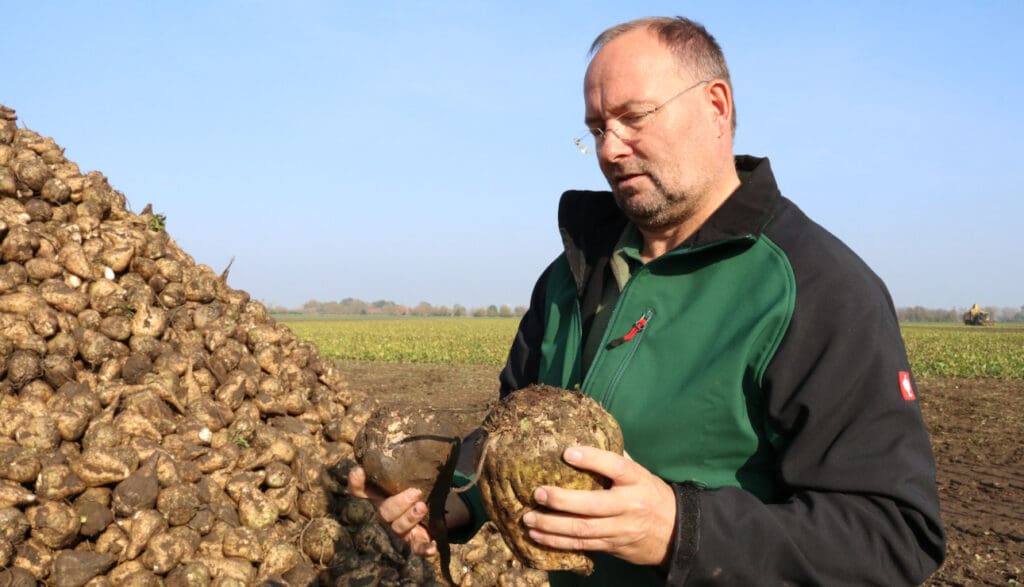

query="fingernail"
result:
[412,503,425,516]
[522,512,536,527]
[565,448,582,464]
[534,488,548,504]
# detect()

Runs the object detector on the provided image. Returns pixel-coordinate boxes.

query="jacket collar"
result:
[557,155,781,294]
[687,155,780,246]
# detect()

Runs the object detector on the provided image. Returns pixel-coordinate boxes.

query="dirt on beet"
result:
[339,359,1023,585]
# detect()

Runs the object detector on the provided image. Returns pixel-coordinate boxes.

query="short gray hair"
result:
[590,17,736,134]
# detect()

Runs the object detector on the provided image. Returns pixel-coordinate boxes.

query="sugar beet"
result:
[477,384,624,575]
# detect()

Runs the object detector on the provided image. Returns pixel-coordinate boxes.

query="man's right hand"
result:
[347,465,438,557]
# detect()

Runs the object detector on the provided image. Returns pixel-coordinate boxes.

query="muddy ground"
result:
[338,359,1023,585]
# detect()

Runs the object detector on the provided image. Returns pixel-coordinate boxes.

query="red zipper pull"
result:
[607,313,649,348]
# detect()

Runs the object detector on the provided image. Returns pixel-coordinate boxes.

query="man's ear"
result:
[706,79,733,138]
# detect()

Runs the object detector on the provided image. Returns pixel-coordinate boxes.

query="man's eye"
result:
[588,127,604,138]
[619,112,649,127]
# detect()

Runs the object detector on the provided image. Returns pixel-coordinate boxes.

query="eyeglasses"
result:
[573,79,710,155]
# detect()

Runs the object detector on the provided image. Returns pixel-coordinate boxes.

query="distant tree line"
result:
[266,299,1024,323]
[896,305,1024,323]
[266,297,528,318]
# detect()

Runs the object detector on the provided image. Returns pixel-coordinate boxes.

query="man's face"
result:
[584,29,722,229]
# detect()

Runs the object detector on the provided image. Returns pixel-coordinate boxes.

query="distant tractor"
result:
[962,303,994,326]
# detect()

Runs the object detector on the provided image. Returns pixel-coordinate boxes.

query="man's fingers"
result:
[347,466,369,498]
[528,527,615,553]
[378,487,424,523]
[527,446,641,517]
[390,499,428,536]
[523,509,613,540]
[347,466,389,502]
[533,485,622,518]
[564,446,637,484]
[411,534,439,557]
[346,467,436,556]
[531,445,640,518]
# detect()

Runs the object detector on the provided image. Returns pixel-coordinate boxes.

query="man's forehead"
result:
[583,31,684,115]
[584,29,680,91]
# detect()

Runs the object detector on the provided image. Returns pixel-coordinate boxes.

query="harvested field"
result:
[920,377,1024,585]
[340,360,1024,586]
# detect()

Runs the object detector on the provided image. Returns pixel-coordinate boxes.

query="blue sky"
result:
[3,1,1021,309]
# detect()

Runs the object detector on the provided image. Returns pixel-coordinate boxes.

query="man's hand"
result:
[520,446,677,567]
[347,465,438,557]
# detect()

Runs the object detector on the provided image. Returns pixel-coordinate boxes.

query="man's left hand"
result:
[520,446,677,567]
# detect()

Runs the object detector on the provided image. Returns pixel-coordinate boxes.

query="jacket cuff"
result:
[447,470,489,544]
[664,481,702,585]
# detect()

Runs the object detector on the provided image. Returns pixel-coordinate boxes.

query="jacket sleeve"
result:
[665,231,945,585]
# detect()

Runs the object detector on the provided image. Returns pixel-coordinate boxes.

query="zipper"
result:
[581,263,647,397]
[606,312,650,348]
[598,308,654,407]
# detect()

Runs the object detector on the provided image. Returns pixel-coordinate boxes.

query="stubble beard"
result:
[610,169,693,230]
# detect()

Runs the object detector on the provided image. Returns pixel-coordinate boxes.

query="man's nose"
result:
[598,128,632,161]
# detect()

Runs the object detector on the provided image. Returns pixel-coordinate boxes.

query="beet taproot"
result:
[52,550,116,587]
[477,384,624,575]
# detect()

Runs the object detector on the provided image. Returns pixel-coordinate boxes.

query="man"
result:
[350,16,945,585]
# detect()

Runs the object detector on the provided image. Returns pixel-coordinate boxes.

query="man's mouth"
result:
[615,173,644,189]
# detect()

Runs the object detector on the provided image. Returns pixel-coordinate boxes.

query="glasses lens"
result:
[573,131,596,155]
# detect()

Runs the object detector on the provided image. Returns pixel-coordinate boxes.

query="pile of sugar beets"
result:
[0,103,470,586]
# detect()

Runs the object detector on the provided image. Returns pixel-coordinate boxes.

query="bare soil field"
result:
[919,377,1024,585]
[338,359,1023,585]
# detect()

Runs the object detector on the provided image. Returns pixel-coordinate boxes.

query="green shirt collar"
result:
[609,223,644,292]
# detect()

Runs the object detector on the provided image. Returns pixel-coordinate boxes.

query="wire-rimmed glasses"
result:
[573,79,710,155]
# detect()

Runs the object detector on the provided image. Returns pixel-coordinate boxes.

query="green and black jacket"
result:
[470,156,944,585]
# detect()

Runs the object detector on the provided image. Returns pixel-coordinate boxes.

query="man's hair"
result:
[590,16,736,134]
